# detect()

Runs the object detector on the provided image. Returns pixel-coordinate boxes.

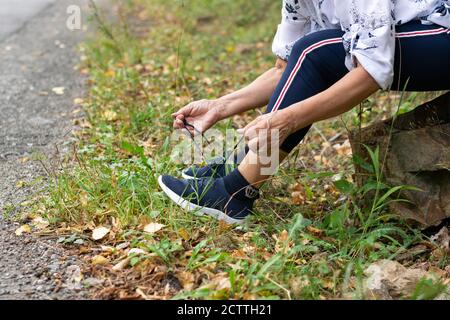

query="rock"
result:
[363,260,436,299]
[47,263,60,274]
[65,265,83,290]
[83,277,104,288]
[349,93,450,227]
[430,227,450,252]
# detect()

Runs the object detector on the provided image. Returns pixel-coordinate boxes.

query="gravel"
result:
[0,0,94,300]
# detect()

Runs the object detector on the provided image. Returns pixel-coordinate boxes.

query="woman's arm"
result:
[215,58,287,120]
[285,64,380,132]
[241,63,380,150]
[173,58,287,133]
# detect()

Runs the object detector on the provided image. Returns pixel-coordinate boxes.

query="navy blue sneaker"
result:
[182,146,249,180]
[158,174,259,225]
[181,156,235,180]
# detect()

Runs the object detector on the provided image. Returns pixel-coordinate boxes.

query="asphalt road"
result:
[0,0,91,299]
[0,0,55,41]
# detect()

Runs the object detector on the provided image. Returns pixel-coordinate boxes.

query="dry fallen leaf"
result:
[177,271,195,291]
[15,224,31,236]
[91,255,109,266]
[143,223,165,234]
[178,228,190,241]
[19,156,30,163]
[291,191,306,205]
[112,257,131,271]
[102,110,118,121]
[307,226,324,237]
[92,226,110,241]
[16,180,26,188]
[73,98,84,105]
[333,139,352,156]
[105,69,115,77]
[52,87,65,95]
[128,248,146,256]
[32,216,50,230]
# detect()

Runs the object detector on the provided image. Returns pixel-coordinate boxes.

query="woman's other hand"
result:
[238,109,295,153]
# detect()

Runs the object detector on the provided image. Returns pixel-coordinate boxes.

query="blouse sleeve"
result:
[272,1,310,61]
[337,0,395,90]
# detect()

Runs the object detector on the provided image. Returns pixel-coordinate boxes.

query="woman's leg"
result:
[237,21,450,187]
[392,21,450,91]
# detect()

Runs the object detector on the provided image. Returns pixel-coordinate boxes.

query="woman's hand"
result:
[172,99,223,134]
[238,109,295,152]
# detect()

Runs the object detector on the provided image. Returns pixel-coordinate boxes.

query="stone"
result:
[349,93,450,227]
[363,260,435,299]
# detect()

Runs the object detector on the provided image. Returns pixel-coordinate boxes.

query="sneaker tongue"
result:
[206,156,226,165]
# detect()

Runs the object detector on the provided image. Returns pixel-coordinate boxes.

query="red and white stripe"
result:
[396,27,449,38]
[271,37,343,112]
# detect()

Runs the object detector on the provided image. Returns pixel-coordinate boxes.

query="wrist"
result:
[275,108,297,134]
[212,97,233,121]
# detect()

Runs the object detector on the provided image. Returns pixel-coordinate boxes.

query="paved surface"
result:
[0,0,55,41]
[0,0,91,299]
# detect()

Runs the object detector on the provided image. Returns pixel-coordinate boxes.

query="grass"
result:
[26,0,448,299]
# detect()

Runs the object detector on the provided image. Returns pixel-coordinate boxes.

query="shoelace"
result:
[182,119,209,163]
[182,118,245,165]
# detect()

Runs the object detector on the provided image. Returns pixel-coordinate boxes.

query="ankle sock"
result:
[223,168,259,201]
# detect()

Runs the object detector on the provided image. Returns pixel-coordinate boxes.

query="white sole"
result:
[158,176,244,225]
[181,171,196,180]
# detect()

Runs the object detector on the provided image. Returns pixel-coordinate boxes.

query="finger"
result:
[245,127,259,141]
[174,118,185,129]
[241,120,255,133]
[176,115,185,125]
[247,137,259,153]
[242,115,265,133]
[171,109,186,119]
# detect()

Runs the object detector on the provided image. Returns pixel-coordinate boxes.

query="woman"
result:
[158,0,450,225]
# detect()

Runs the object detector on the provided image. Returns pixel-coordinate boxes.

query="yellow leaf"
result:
[178,228,190,241]
[92,226,110,240]
[143,223,165,234]
[19,156,30,163]
[16,180,26,188]
[73,98,84,105]
[52,87,65,95]
[15,224,31,236]
[102,110,118,121]
[105,69,115,77]
[226,45,235,53]
[91,255,109,265]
